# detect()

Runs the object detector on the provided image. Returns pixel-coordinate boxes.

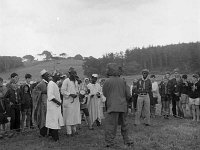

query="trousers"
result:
[104,112,131,146]
[135,95,150,125]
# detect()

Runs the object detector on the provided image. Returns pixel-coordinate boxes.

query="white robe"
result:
[61,78,81,126]
[87,83,102,124]
[46,81,64,129]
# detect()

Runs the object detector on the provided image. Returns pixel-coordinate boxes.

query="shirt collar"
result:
[141,76,148,81]
[42,79,48,84]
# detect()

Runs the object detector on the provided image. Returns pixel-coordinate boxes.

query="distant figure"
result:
[188,74,200,121]
[159,75,171,119]
[79,78,92,129]
[103,63,133,148]
[135,69,152,126]
[150,74,159,117]
[4,79,21,132]
[0,77,9,138]
[169,69,183,117]
[87,74,102,128]
[20,73,33,130]
[179,74,189,118]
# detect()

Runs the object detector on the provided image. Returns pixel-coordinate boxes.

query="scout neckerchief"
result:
[141,76,148,91]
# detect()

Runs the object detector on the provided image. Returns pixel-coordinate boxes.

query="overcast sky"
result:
[0,0,199,58]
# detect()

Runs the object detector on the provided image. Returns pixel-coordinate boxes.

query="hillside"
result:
[0,59,84,82]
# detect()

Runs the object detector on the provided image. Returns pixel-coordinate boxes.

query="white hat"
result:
[92,74,98,78]
[40,69,47,76]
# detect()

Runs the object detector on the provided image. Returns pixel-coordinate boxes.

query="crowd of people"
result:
[130,69,200,124]
[0,64,200,148]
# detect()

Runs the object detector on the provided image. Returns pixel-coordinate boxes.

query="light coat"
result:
[46,81,64,129]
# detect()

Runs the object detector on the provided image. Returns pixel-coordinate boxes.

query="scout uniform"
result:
[135,69,152,125]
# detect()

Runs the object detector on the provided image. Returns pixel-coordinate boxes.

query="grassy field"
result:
[0,115,200,150]
[0,59,84,83]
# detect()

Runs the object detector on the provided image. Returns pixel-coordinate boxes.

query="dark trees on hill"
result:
[82,42,200,77]
[0,56,23,73]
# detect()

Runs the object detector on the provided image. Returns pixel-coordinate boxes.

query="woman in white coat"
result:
[46,73,64,141]
[61,69,81,137]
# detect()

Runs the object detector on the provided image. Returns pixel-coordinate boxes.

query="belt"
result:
[139,93,147,96]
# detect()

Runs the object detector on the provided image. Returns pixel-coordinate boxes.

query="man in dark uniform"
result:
[103,63,133,148]
[169,69,183,117]
[135,69,152,126]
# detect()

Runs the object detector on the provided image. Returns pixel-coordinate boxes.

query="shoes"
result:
[89,127,94,130]
[125,141,134,147]
[66,134,73,137]
[144,123,150,126]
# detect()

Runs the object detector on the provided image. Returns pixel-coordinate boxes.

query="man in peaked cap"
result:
[32,69,50,137]
[135,69,152,126]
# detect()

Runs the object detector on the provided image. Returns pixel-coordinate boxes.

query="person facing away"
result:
[46,72,64,141]
[103,63,133,148]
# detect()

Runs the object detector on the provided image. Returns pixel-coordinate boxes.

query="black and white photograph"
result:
[0,0,200,149]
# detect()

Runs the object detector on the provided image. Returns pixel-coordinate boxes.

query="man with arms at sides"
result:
[135,69,152,126]
[103,63,133,148]
[61,68,81,137]
[46,72,64,141]
[32,69,50,137]
[87,74,102,128]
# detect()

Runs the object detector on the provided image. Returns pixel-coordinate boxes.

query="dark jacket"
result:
[103,77,131,113]
[179,81,189,95]
[168,78,181,96]
[159,81,171,97]
[4,88,21,105]
[136,78,152,94]
[188,81,200,99]
[20,84,32,110]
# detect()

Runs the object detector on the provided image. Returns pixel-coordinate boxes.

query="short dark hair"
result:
[150,74,155,78]
[25,73,32,79]
[0,77,3,82]
[182,74,187,79]
[10,73,18,78]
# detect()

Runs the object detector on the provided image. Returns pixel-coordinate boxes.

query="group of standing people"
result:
[0,67,107,141]
[0,73,33,138]
[130,69,200,125]
[1,64,199,149]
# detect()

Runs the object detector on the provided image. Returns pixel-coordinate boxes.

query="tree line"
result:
[82,42,200,77]
[0,56,24,73]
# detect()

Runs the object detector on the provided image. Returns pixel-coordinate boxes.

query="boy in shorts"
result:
[188,74,200,121]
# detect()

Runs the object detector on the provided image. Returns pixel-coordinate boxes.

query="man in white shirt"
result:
[150,75,159,117]
[46,72,64,141]
[61,68,81,137]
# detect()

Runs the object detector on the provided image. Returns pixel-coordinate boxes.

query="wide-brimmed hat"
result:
[142,69,149,74]
[40,69,48,76]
